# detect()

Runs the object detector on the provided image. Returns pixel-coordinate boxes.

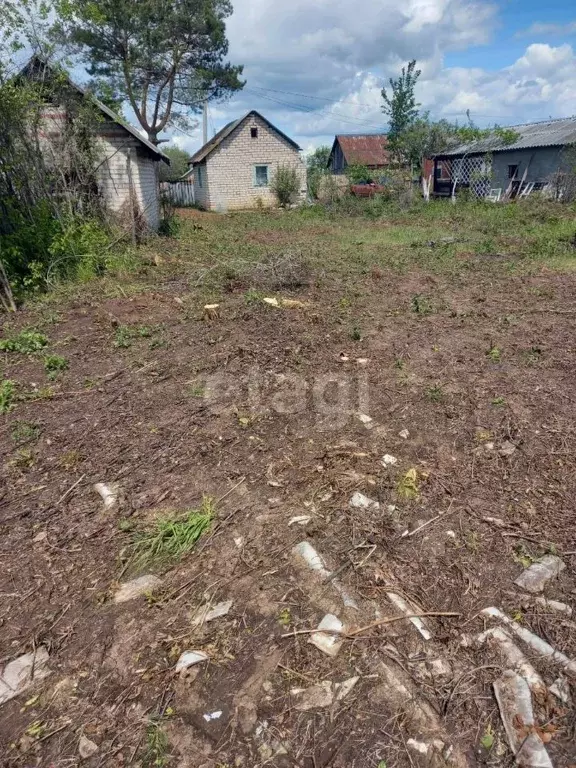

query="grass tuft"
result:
[0,330,48,354]
[129,496,214,572]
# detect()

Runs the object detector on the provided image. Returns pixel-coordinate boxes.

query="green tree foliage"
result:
[159,146,192,182]
[381,59,421,158]
[53,0,244,145]
[345,164,374,184]
[306,145,331,198]
[0,0,53,58]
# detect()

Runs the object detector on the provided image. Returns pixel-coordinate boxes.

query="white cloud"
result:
[163,2,576,153]
[517,21,576,38]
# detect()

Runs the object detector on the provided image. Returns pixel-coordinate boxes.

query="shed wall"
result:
[491,147,563,189]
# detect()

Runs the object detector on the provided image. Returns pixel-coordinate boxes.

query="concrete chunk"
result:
[114,574,162,603]
[0,648,50,706]
[514,555,565,594]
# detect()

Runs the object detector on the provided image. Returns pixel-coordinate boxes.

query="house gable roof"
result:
[435,117,576,158]
[190,110,301,164]
[20,55,170,164]
[330,134,390,167]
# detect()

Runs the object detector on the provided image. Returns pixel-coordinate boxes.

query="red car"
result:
[350,181,387,197]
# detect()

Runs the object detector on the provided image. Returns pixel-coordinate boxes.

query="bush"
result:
[345,164,374,184]
[271,164,301,207]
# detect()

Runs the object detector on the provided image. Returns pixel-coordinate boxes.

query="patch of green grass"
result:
[0,330,48,354]
[142,717,169,768]
[118,518,136,532]
[350,324,362,341]
[0,380,16,414]
[491,396,506,406]
[128,496,214,572]
[10,421,40,444]
[426,384,444,402]
[486,344,501,362]
[189,382,206,398]
[524,346,542,365]
[43,354,69,380]
[113,324,158,348]
[411,294,433,315]
[244,288,264,305]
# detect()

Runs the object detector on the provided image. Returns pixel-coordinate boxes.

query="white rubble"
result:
[349,492,380,511]
[175,650,209,672]
[387,592,432,640]
[514,555,565,594]
[407,739,429,755]
[291,676,359,711]
[0,648,51,706]
[532,597,572,616]
[356,413,374,429]
[78,734,99,759]
[93,482,120,510]
[114,575,162,604]
[309,614,344,657]
[399,429,410,439]
[288,515,312,526]
[292,541,358,609]
[482,607,576,678]
[381,454,398,467]
[477,627,546,696]
[191,600,233,626]
[549,676,571,705]
[493,670,553,768]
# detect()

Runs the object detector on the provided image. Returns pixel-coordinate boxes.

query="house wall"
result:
[39,107,162,230]
[193,114,306,211]
[491,147,563,190]
[193,161,209,209]
[329,142,346,174]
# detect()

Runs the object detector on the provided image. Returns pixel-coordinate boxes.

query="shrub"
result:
[271,164,301,207]
[345,164,374,184]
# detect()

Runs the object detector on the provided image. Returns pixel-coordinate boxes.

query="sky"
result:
[165,0,576,157]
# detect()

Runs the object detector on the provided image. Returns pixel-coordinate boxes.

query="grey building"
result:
[432,117,576,199]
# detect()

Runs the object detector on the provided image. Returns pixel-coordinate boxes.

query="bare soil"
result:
[1,205,575,767]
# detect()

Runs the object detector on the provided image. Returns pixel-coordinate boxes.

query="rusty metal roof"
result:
[436,117,576,157]
[333,134,390,166]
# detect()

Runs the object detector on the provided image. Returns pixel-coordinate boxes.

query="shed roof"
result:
[190,110,301,164]
[20,55,170,164]
[331,134,390,166]
[436,117,576,158]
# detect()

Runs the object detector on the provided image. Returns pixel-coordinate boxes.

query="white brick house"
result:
[190,111,306,211]
[21,56,169,231]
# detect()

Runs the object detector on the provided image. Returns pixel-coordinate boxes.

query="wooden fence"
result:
[161,180,195,207]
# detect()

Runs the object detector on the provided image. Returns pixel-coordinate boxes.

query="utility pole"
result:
[203,99,208,146]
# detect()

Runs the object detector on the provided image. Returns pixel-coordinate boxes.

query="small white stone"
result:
[0,648,50,705]
[191,601,233,626]
[203,710,222,721]
[176,650,209,672]
[78,734,99,760]
[288,515,312,526]
[309,615,344,657]
[114,575,162,604]
[399,429,410,439]
[356,413,374,429]
[349,492,380,511]
[407,739,428,755]
[381,454,398,467]
[33,530,47,543]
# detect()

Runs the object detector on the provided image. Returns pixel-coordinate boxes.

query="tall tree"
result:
[381,59,421,160]
[159,145,192,182]
[53,0,244,144]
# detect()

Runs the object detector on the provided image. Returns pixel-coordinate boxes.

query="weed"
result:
[513,544,534,568]
[411,294,432,315]
[11,448,35,470]
[244,288,264,305]
[465,531,481,553]
[397,468,419,500]
[491,396,506,406]
[0,380,17,413]
[118,518,136,532]
[59,449,82,469]
[44,354,69,379]
[113,326,133,348]
[278,608,291,626]
[350,324,362,341]
[524,346,542,365]
[142,718,169,768]
[189,382,206,398]
[128,496,214,572]
[394,357,405,370]
[426,384,444,402]
[11,421,40,444]
[0,330,48,354]
[480,724,494,750]
[486,344,501,362]
[26,385,55,401]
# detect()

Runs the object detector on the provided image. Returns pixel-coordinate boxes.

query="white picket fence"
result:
[161,180,195,207]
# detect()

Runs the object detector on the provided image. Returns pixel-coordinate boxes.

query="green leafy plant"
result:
[11,421,40,443]
[271,164,301,207]
[350,324,362,341]
[426,384,444,402]
[0,330,48,353]
[491,396,505,406]
[486,344,501,362]
[44,354,69,379]
[142,717,169,768]
[411,294,432,315]
[480,724,494,750]
[128,496,214,572]
[0,380,16,413]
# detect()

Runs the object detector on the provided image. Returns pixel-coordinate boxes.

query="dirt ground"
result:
[1,201,576,768]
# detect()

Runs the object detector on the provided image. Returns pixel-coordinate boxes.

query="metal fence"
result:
[161,180,195,207]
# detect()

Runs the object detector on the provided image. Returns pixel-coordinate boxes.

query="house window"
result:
[508,164,518,179]
[254,164,269,187]
[250,127,258,139]
[197,166,203,188]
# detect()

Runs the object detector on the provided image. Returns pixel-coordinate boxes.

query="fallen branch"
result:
[280,612,460,640]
